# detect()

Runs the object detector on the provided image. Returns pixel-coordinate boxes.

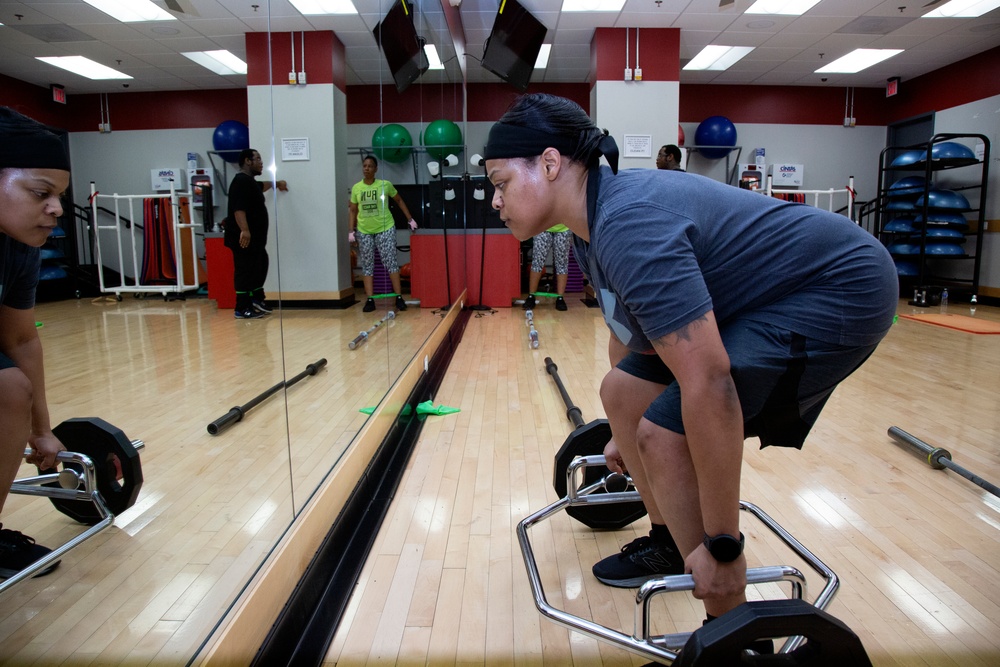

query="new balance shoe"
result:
[0,524,60,580]
[395,295,408,311]
[555,296,568,311]
[592,534,683,588]
[235,308,265,319]
[522,294,536,310]
[362,297,376,312]
[252,299,272,314]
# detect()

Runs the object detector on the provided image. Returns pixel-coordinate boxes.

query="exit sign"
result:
[51,84,66,104]
[886,77,900,98]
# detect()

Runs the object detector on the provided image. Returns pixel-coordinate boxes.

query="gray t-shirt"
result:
[1,233,40,310]
[573,167,897,351]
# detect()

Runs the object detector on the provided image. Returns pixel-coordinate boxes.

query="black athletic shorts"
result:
[0,351,17,371]
[616,318,879,449]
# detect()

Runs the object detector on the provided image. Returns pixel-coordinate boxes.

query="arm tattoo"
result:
[651,314,709,350]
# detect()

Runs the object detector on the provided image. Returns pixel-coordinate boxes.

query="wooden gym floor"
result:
[326,298,1000,666]
[2,294,999,666]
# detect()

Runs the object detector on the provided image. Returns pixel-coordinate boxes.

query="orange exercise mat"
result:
[899,313,1000,334]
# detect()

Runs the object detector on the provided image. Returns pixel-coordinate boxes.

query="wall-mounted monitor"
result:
[373,0,428,94]
[481,0,547,91]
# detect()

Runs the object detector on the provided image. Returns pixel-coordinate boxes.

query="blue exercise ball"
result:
[213,120,250,164]
[694,116,737,159]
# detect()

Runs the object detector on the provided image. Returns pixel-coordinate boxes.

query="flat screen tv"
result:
[373,0,428,94]
[481,0,547,91]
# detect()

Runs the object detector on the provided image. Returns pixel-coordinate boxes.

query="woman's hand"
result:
[686,544,748,606]
[239,230,251,248]
[408,219,418,231]
[603,438,626,474]
[349,231,356,244]
[27,432,67,471]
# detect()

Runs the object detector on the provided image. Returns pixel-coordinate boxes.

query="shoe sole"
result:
[594,573,665,588]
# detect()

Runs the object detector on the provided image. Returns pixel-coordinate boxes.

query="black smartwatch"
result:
[703,532,745,563]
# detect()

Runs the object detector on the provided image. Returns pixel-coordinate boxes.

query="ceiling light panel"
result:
[684,45,755,71]
[923,0,1000,18]
[37,55,133,79]
[288,0,358,15]
[182,50,247,75]
[745,0,821,15]
[814,48,903,73]
[82,0,176,22]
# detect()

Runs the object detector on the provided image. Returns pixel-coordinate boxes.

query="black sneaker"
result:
[0,524,60,579]
[252,299,272,314]
[235,308,265,319]
[395,295,407,311]
[592,534,683,588]
[555,296,567,311]
[522,294,536,310]
[362,297,376,312]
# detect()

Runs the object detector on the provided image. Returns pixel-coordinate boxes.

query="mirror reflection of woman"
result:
[348,155,417,313]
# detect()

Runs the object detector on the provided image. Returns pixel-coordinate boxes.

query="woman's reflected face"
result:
[362,157,377,181]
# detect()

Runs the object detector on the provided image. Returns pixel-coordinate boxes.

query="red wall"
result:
[1,73,78,128]
[346,83,465,124]
[592,28,680,83]
[884,45,1000,123]
[246,31,346,92]
[678,84,889,126]
[4,45,998,133]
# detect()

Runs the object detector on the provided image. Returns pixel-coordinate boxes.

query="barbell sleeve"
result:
[888,426,1000,498]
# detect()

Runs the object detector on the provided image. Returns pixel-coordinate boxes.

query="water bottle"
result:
[940,288,948,313]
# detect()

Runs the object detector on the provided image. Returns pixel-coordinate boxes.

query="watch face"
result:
[707,534,743,562]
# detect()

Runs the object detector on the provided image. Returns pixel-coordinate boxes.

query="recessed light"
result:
[151,26,179,35]
[746,20,775,29]
[37,55,132,79]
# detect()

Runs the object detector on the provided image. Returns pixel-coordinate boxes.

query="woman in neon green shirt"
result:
[349,155,417,312]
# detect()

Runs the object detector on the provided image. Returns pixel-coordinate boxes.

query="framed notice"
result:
[623,134,652,158]
[281,137,310,161]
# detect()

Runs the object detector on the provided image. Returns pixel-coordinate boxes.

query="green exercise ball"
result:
[371,124,413,164]
[423,119,463,160]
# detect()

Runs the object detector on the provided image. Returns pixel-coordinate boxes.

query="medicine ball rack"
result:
[517,455,869,664]
[876,133,990,304]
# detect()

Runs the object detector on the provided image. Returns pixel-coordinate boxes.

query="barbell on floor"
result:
[207,358,328,435]
[888,426,1000,498]
[17,417,144,524]
[5,418,145,593]
[518,488,871,665]
[349,311,394,350]
[525,309,539,349]
[544,356,646,530]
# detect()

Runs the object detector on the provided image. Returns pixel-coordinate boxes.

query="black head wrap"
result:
[484,122,619,174]
[0,130,71,172]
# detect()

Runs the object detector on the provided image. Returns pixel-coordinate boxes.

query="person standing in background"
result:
[225,148,287,320]
[522,224,572,311]
[349,155,417,313]
[656,144,685,171]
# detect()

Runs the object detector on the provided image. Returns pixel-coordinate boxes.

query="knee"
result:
[600,368,633,414]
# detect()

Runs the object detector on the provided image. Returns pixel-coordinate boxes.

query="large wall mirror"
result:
[261,0,468,514]
[2,0,467,663]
